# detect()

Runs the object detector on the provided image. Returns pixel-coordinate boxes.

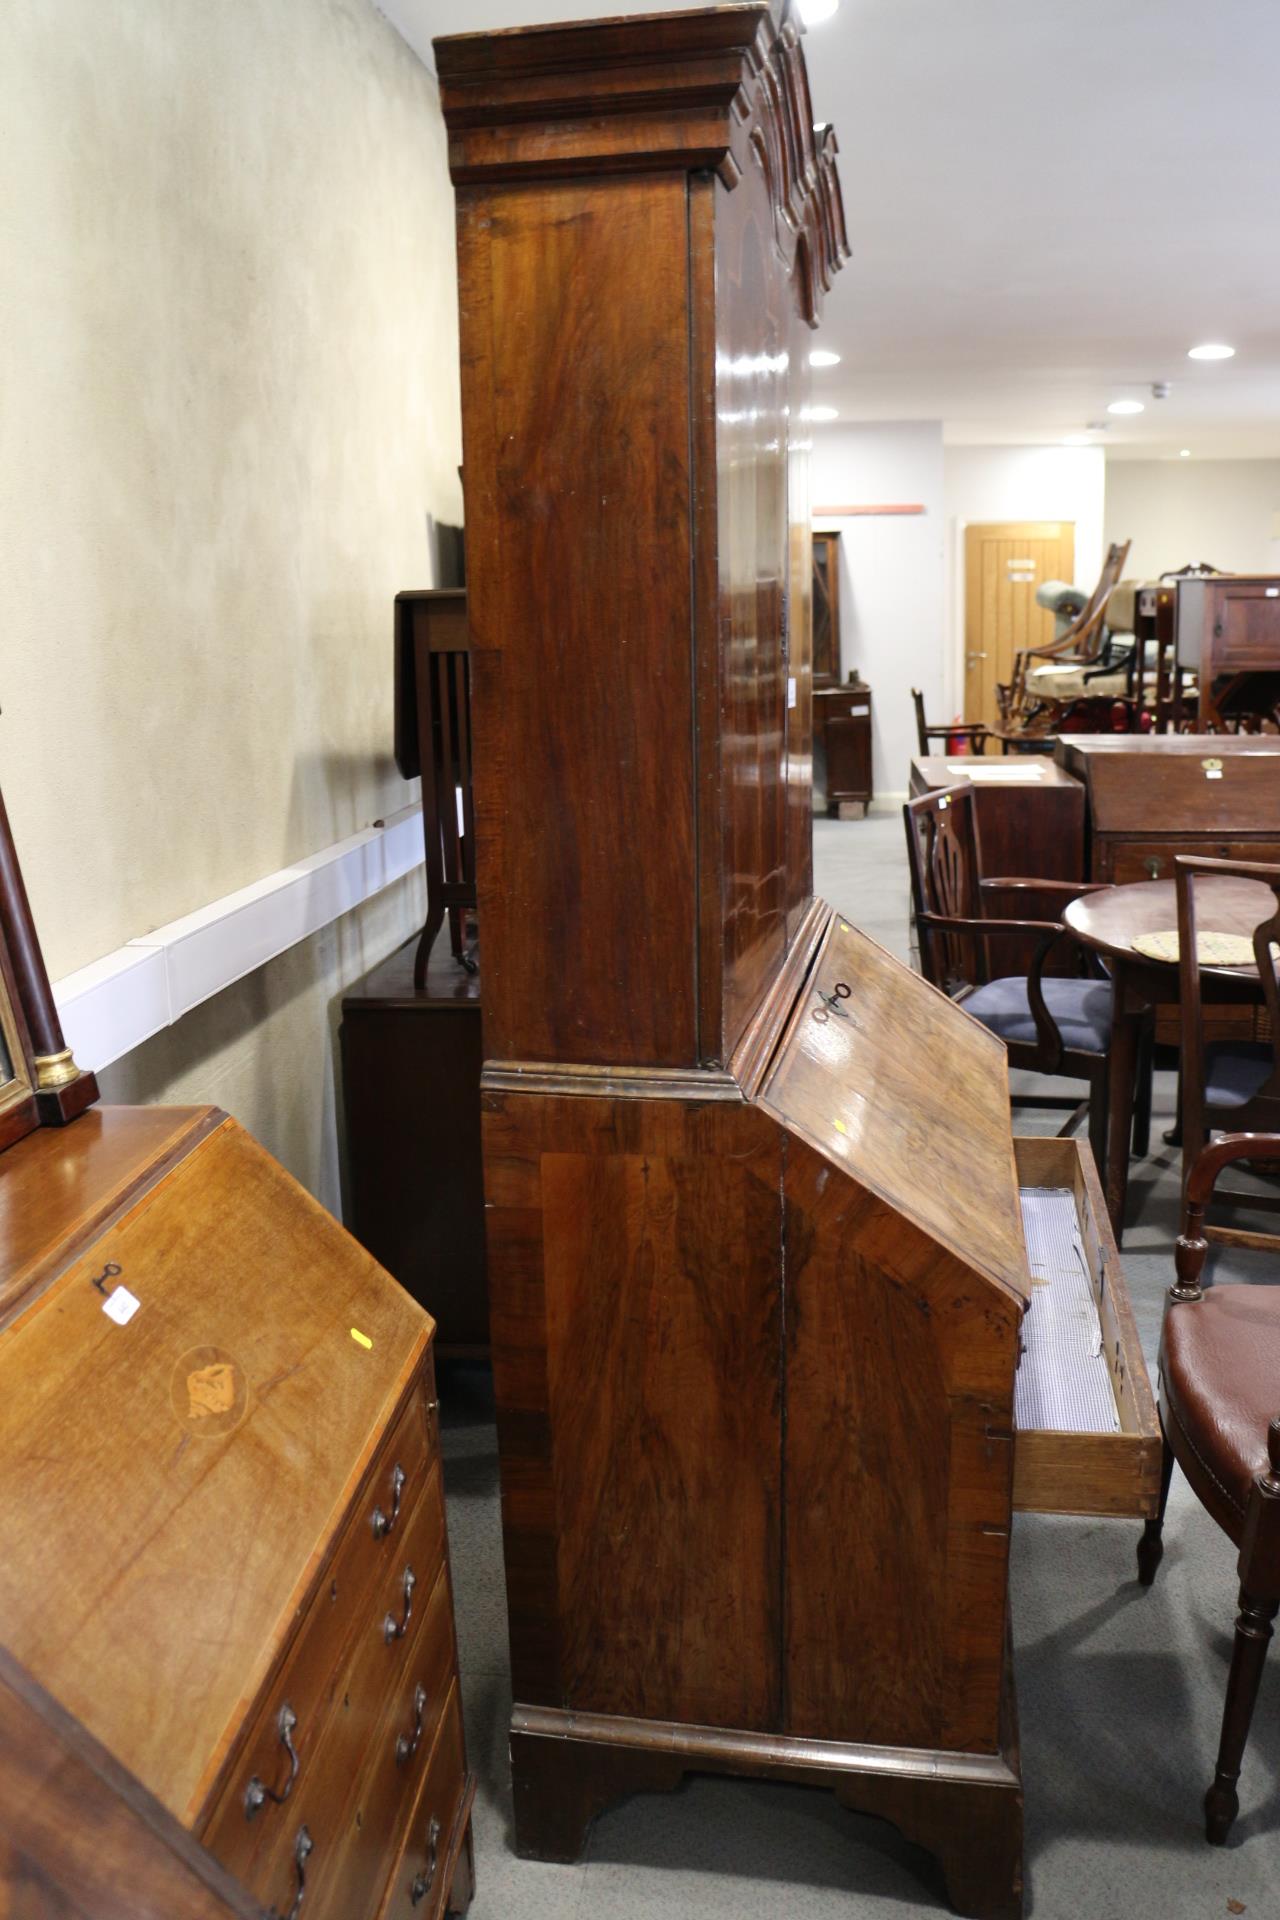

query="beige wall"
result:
[1,0,460,1198]
[1104,458,1280,581]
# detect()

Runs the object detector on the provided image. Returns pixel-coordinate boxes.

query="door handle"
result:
[967,652,988,668]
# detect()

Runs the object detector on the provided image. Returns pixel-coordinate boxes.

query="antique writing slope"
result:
[0,788,476,1920]
[437,8,1158,1917]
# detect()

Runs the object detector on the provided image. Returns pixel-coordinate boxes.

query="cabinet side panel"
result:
[456,175,698,1068]
[785,313,814,937]
[783,1139,1017,1754]
[714,149,791,1056]
[484,1092,783,1729]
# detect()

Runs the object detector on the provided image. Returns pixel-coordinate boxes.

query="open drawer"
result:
[1011,1135,1162,1518]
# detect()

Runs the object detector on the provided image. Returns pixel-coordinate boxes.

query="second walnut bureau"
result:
[0,1107,475,1920]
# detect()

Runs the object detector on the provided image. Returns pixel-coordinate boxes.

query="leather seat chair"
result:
[1138,1133,1280,1845]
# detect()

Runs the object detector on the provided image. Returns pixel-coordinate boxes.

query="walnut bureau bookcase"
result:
[436,8,1160,1918]
[0,781,476,1920]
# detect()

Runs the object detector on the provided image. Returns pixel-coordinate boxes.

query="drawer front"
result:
[308,1563,457,1920]
[203,1416,444,1896]
[1011,1135,1162,1517]
[378,1686,468,1920]
[1100,838,1280,885]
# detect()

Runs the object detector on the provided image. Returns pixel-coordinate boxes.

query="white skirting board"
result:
[53,803,425,1073]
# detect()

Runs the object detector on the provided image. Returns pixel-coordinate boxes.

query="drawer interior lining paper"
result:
[1015,1186,1119,1435]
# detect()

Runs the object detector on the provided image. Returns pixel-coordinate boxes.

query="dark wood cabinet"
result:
[1055,735,1280,883]
[910,753,1085,882]
[812,529,841,684]
[1174,574,1280,726]
[814,681,873,815]
[435,11,1157,1919]
[341,929,487,1357]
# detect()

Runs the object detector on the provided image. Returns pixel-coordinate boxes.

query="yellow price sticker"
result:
[350,1328,373,1350]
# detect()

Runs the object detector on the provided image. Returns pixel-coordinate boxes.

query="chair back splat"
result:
[904,784,984,991]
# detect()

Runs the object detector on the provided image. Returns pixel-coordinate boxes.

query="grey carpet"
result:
[438,813,1280,1918]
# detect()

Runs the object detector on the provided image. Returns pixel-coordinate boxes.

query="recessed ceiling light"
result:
[1188,342,1235,361]
[799,0,840,22]
[1179,448,1192,458]
[806,404,839,422]
[809,348,841,369]
[1107,399,1145,416]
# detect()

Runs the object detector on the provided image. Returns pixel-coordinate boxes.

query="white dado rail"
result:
[53,803,425,1072]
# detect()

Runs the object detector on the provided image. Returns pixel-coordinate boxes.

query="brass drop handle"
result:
[245,1704,300,1819]
[271,1826,313,1920]
[384,1566,417,1643]
[395,1682,428,1765]
[1144,856,1163,880]
[409,1816,441,1906]
[372,1463,407,1540]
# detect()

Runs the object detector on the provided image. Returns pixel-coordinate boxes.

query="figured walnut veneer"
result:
[437,9,1156,1916]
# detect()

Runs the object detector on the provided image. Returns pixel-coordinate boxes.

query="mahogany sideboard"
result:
[341,927,487,1358]
[0,1106,476,1920]
[435,10,1160,1919]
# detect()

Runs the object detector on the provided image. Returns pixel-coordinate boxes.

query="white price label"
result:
[103,1286,141,1326]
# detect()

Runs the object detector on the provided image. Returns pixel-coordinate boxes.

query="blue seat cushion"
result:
[963,976,1112,1054]
[1205,1042,1275,1108]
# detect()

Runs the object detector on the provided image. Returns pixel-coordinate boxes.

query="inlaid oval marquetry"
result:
[170,1346,249,1438]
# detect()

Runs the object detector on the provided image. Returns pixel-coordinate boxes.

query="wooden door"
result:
[963,522,1075,731]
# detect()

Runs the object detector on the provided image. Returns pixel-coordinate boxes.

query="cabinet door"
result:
[811,533,840,683]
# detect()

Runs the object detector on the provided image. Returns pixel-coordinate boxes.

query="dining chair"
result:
[911,687,990,758]
[904,783,1152,1172]
[1175,855,1280,1243]
[1137,1132,1280,1845]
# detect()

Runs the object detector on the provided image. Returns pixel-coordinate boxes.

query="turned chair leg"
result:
[1204,1587,1279,1844]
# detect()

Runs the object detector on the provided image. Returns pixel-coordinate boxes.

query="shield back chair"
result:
[911,686,990,758]
[1137,1132,1280,1845]
[1176,855,1280,1244]
[904,782,1153,1174]
[1003,538,1131,732]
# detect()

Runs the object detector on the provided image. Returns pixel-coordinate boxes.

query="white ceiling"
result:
[381,0,1280,460]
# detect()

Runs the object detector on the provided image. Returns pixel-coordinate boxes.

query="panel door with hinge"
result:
[964,522,1075,733]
